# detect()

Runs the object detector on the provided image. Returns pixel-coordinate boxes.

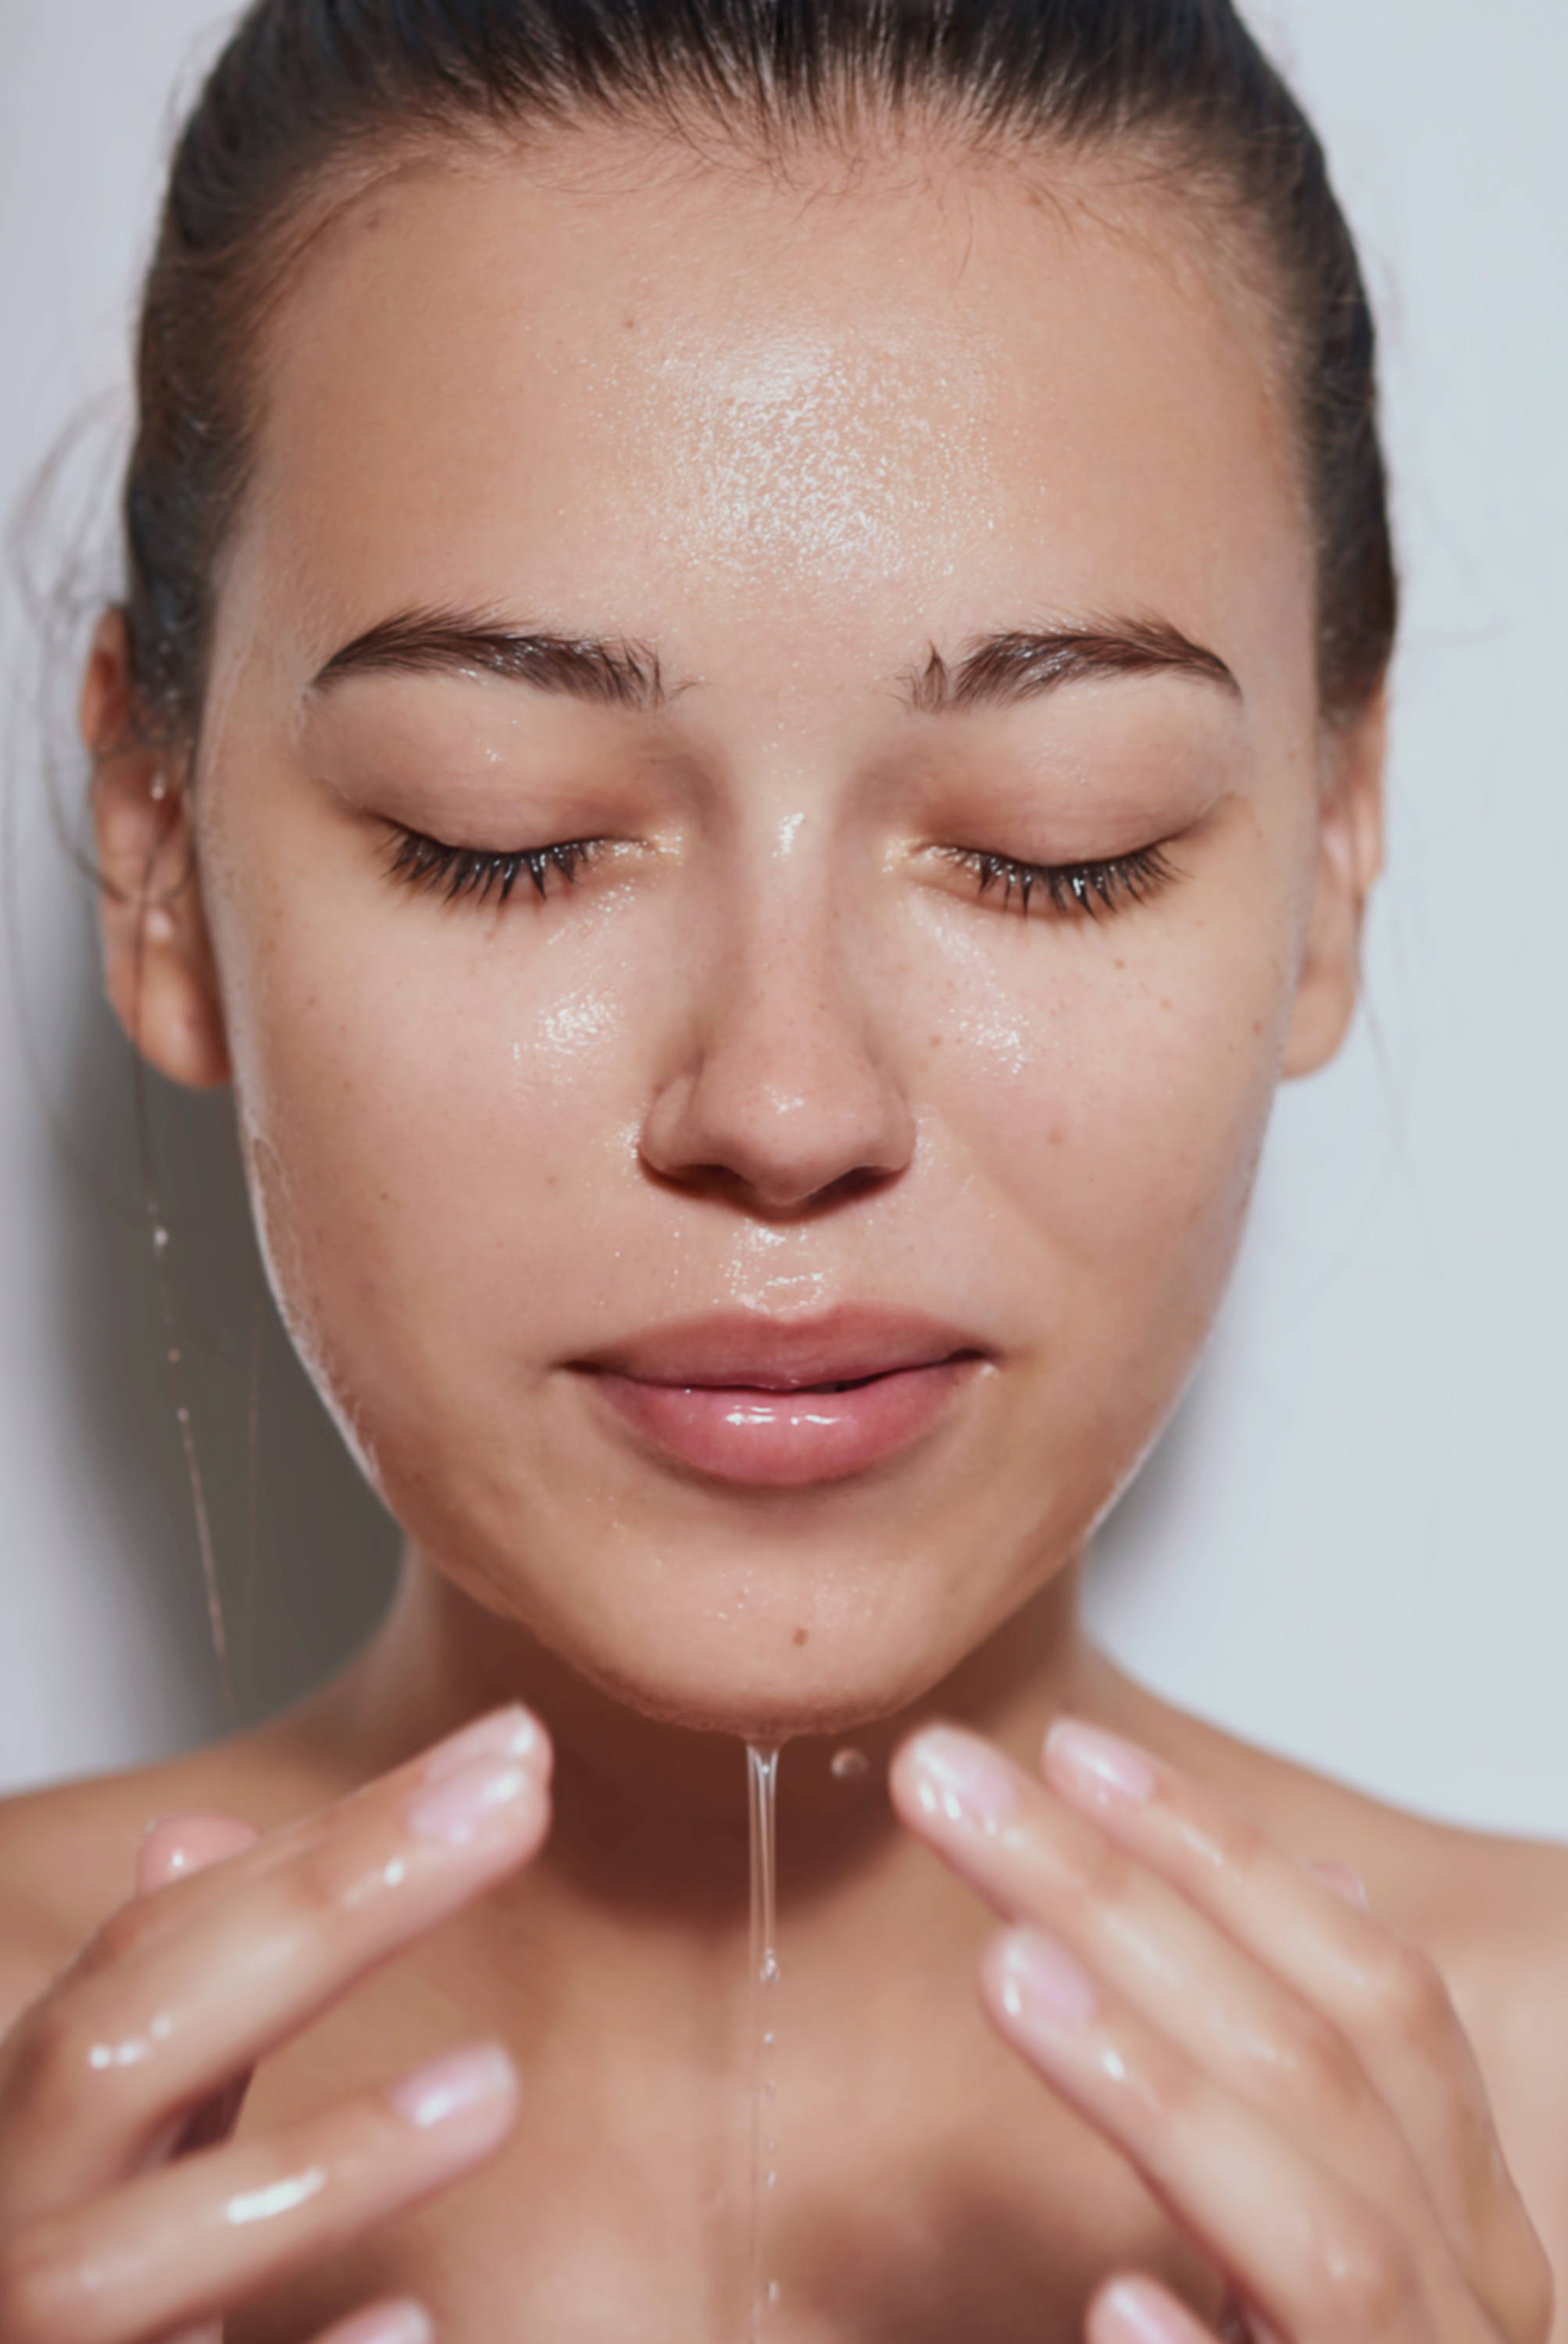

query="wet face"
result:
[125,126,1377,1736]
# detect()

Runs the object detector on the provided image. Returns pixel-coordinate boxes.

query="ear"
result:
[1280,687,1388,1082]
[82,609,231,1089]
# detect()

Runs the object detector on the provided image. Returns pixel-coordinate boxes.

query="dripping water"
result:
[745,1739,781,2340]
[129,811,238,1723]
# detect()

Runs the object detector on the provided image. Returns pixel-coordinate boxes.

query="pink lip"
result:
[568,1306,991,1488]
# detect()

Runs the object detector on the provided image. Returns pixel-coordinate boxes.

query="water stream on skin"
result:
[743,1744,869,2339]
[745,1741,782,2342]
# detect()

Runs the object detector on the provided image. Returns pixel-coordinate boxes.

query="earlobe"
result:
[82,609,232,1092]
[1279,691,1388,1083]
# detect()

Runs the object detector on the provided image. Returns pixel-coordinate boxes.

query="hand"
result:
[889,1714,1555,2344]
[0,1703,552,2344]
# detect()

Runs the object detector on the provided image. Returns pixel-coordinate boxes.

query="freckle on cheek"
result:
[792,1628,809,1647]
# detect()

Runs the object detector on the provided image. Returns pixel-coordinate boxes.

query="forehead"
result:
[220,127,1312,714]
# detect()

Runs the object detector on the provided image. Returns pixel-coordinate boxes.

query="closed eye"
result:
[380,823,1181,923]
[382,824,613,906]
[941,841,1180,920]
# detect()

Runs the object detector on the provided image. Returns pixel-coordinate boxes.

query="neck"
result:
[276,1540,1157,2264]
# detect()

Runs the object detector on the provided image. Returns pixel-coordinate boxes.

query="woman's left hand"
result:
[888,1716,1555,2344]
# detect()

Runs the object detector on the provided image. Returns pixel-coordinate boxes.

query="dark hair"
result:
[123,0,1396,748]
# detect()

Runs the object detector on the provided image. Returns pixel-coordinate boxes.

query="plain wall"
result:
[2,0,1564,1831]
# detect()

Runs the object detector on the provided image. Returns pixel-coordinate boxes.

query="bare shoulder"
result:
[1155,1693,1567,2034]
[1143,1692,1568,2280]
[0,1720,334,2028]
[1421,1821,1568,2300]
[1404,1822,1568,2318]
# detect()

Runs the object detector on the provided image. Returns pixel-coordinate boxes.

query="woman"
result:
[0,1,1561,2339]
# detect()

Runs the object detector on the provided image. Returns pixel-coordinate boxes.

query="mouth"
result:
[566,1308,991,1488]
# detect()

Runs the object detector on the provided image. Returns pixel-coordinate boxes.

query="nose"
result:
[638,861,917,1214]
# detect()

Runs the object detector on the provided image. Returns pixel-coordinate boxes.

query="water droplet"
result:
[763,2030,774,2049]
[152,1224,170,1256]
[166,1348,181,1366]
[830,1745,869,1781]
[766,2169,777,2188]
[766,2281,780,2309]
[175,1406,190,1425]
[759,1949,779,1985]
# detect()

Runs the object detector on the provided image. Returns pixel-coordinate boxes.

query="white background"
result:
[2,2,1564,1832]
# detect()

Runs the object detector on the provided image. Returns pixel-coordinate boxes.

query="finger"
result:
[0,2039,516,2344]
[132,1817,263,2184]
[1038,1717,1552,2338]
[307,2296,432,2344]
[978,1917,1445,2344]
[0,1703,549,2226]
[1087,2272,1226,2344]
[1306,1860,1369,1913]
[135,1815,260,1899]
[891,1727,1450,2263]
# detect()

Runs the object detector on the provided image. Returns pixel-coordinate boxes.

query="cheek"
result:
[929,838,1295,1343]
[217,856,644,1452]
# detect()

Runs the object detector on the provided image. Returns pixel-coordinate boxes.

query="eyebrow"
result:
[306,605,1241,712]
[902,616,1241,712]
[309,609,673,709]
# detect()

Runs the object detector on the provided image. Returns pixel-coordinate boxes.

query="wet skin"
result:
[0,115,1560,2344]
[101,127,1352,1747]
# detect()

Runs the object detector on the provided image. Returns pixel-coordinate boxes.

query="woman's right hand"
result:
[0,1700,552,2344]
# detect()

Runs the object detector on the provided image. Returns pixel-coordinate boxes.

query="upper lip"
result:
[572,1306,990,1389]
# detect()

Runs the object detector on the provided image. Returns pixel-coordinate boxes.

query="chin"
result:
[574,1662,936,1745]
[393,1449,1042,1744]
[529,1588,982,1745]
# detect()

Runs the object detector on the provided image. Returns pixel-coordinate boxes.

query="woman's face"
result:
[137,127,1377,1738]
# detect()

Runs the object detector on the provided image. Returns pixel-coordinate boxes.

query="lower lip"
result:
[580,1356,982,1487]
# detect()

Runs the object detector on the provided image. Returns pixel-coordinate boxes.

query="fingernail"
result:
[1310,1860,1370,1911]
[1044,1717,1158,1804]
[389,2041,516,2130]
[994,1925,1098,2029]
[323,2303,434,2344]
[136,1813,257,1896]
[421,1704,545,1785]
[1099,2278,1190,2344]
[141,1809,193,1842]
[908,1727,1021,1834]
[405,1752,537,1846]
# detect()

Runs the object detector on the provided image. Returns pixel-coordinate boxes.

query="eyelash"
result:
[381,825,1180,922]
[938,841,1179,920]
[383,827,610,906]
